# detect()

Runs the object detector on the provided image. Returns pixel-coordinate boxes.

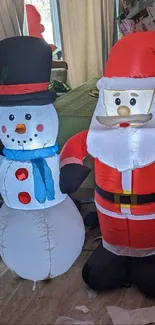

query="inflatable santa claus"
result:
[60,31,155,298]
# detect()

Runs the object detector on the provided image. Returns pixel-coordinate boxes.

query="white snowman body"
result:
[0,103,85,280]
[0,196,85,280]
[0,155,66,209]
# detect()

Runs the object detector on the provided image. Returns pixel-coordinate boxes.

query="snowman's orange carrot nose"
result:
[15,124,26,134]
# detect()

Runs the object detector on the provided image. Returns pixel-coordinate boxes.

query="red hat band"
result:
[0,82,49,96]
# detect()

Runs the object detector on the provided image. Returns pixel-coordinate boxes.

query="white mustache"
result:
[96,113,153,127]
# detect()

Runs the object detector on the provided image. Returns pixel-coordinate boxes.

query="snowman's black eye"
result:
[9,114,14,121]
[130,98,136,106]
[25,114,31,120]
[115,98,121,105]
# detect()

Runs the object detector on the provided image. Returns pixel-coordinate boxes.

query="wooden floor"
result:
[0,189,155,325]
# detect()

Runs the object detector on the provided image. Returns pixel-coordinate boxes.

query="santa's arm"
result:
[60,130,91,194]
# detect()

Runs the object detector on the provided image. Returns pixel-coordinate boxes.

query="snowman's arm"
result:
[60,130,91,194]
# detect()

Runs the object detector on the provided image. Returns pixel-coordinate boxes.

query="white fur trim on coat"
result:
[97,77,155,90]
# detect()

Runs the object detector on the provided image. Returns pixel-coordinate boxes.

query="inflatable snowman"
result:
[0,36,85,282]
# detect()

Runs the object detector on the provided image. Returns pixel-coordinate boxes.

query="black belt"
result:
[95,184,155,205]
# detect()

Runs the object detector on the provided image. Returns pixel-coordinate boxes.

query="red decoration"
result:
[0,82,49,96]
[18,192,31,204]
[15,168,29,181]
[26,4,45,40]
[26,4,57,52]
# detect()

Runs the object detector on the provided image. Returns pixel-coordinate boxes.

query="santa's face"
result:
[0,104,58,150]
[96,89,154,127]
[104,89,154,116]
[87,86,155,172]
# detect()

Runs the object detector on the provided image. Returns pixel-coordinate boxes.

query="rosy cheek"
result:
[1,126,6,133]
[36,124,44,132]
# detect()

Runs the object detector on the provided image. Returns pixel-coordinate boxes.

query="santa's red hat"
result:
[98,31,155,90]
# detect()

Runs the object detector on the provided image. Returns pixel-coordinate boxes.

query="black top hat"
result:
[0,36,57,106]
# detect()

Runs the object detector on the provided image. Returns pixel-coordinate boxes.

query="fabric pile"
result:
[117,0,155,35]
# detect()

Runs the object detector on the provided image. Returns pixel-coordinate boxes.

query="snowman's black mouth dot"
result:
[34,134,38,137]
[29,138,32,141]
[23,140,26,143]
[12,139,14,142]
[18,141,20,144]
[7,135,9,138]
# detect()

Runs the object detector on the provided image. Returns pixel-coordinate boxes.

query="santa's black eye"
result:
[130,98,136,106]
[115,98,121,105]
[9,114,14,121]
[25,114,31,120]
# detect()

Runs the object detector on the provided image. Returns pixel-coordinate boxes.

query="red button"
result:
[15,168,28,181]
[18,192,31,204]
[120,123,130,128]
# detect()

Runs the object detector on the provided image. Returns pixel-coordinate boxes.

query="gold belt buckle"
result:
[114,193,137,205]
[130,194,137,205]
[114,193,120,204]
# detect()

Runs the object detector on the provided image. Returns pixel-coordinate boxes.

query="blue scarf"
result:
[3,143,59,204]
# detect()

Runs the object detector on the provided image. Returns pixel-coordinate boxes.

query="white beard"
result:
[87,91,155,172]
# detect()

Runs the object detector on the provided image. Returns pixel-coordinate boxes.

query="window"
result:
[25,0,62,51]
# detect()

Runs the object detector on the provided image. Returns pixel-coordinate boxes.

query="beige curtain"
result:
[0,0,25,40]
[58,0,115,88]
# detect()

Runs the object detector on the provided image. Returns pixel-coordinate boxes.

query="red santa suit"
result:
[60,31,155,297]
[61,129,155,256]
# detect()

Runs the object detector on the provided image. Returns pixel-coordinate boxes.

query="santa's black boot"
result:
[131,254,155,298]
[82,243,130,291]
